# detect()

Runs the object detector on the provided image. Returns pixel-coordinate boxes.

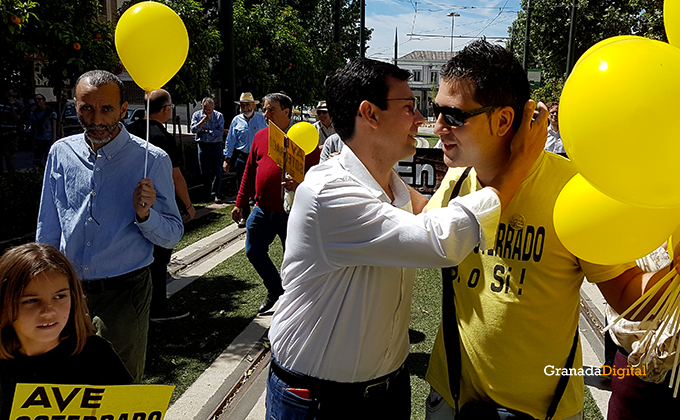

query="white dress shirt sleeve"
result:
[290,176,500,273]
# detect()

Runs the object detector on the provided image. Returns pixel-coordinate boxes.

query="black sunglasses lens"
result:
[434,105,463,127]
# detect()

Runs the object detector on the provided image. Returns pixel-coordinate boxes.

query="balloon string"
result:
[144,93,150,178]
[603,270,676,332]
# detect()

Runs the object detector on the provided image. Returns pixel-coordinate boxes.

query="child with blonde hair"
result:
[0,243,131,418]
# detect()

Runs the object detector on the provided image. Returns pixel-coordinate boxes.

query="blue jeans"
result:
[231,149,251,220]
[245,206,287,297]
[266,359,411,419]
[197,141,223,199]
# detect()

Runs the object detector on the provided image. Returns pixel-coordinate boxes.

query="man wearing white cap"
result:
[223,92,267,226]
[313,100,336,147]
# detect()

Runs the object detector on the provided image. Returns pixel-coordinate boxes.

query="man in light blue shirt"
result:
[36,70,183,382]
[191,97,225,202]
[223,92,267,226]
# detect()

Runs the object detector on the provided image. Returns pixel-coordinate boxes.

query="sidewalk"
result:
[156,222,273,420]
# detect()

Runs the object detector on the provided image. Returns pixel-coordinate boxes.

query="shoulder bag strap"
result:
[545,329,579,420]
[441,166,472,414]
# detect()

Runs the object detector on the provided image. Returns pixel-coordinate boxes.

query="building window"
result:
[412,70,421,82]
[430,72,438,84]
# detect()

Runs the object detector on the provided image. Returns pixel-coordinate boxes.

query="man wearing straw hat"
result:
[36,70,183,382]
[313,100,336,148]
[223,92,267,227]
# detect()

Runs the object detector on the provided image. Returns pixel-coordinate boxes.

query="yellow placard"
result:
[10,384,174,420]
[267,121,306,184]
[268,120,286,169]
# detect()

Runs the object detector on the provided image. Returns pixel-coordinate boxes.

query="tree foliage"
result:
[0,0,37,45]
[509,0,666,86]
[0,0,38,92]
[3,0,366,111]
[220,0,368,106]
[1,0,116,97]
[120,0,222,106]
[530,76,565,104]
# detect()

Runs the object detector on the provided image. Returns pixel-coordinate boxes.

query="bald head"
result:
[146,89,173,123]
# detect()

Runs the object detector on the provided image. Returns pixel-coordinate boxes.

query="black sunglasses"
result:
[433,103,495,127]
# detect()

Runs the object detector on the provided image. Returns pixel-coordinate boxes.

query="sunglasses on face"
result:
[433,103,495,127]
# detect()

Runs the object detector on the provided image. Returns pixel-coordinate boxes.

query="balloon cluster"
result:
[554,1,680,264]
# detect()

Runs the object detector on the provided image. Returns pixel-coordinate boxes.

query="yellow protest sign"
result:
[267,121,306,184]
[10,384,174,420]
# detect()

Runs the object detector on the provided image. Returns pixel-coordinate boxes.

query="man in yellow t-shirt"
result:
[424,40,675,420]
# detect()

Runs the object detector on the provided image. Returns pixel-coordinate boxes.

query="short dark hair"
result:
[146,89,171,115]
[263,93,292,112]
[326,58,411,141]
[75,70,125,105]
[440,40,529,132]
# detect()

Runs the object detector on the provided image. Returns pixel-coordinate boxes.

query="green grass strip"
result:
[143,237,283,403]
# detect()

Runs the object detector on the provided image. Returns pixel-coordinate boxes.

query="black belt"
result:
[81,266,149,294]
[270,357,405,399]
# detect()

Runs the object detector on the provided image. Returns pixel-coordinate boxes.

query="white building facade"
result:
[396,50,455,122]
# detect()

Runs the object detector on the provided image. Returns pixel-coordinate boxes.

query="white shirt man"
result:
[266,57,548,420]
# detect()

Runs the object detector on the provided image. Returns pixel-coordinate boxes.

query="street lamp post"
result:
[446,12,460,53]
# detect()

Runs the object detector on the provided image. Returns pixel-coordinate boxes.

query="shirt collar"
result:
[88,123,130,160]
[338,146,410,207]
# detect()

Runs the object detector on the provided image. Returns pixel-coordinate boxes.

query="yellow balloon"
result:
[115,2,189,93]
[554,174,680,265]
[665,0,680,47]
[670,221,680,260]
[288,122,319,155]
[573,35,643,69]
[560,37,680,208]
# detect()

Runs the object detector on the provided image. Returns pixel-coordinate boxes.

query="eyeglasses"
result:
[433,103,495,127]
[317,110,328,114]
[162,104,175,110]
[386,97,419,108]
[35,97,45,102]
[89,189,100,226]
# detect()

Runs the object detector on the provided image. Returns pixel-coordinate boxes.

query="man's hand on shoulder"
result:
[509,99,549,167]
[486,100,548,211]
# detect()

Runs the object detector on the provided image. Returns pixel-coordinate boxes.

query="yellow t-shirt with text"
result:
[425,151,635,419]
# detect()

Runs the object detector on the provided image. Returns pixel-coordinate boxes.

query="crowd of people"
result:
[0,39,676,420]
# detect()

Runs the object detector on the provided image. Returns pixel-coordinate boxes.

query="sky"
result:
[365,0,523,61]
